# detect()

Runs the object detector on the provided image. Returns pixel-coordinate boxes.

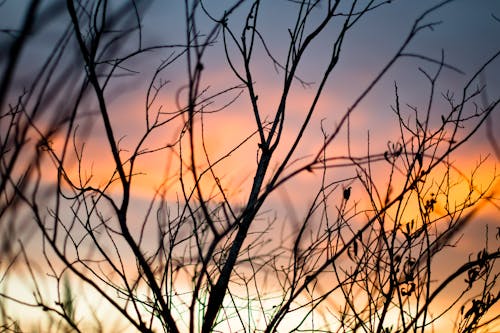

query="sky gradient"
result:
[1,0,500,331]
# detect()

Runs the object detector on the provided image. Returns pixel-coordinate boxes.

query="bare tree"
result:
[1,0,499,332]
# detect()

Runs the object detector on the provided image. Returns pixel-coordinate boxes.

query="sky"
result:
[1,0,500,331]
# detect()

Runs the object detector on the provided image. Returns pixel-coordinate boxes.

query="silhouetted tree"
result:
[1,1,499,332]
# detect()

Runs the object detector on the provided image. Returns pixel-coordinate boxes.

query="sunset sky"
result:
[1,0,500,331]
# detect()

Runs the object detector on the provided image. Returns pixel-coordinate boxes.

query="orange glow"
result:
[2,1,499,332]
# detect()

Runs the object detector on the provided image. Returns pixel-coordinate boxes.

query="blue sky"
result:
[1,0,500,331]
